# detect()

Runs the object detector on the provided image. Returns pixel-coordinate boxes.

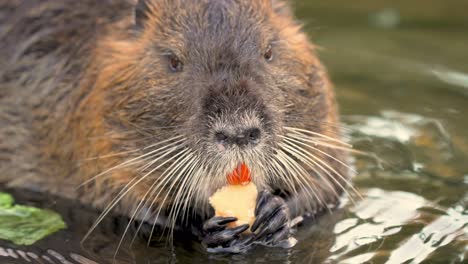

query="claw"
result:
[229,233,255,247]
[255,206,288,239]
[203,216,237,233]
[203,191,295,251]
[255,191,271,215]
[206,233,255,253]
[203,224,249,247]
[252,196,284,232]
[269,225,290,245]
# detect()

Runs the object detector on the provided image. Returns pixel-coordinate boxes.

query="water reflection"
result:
[328,189,467,263]
[387,206,467,263]
[432,68,468,91]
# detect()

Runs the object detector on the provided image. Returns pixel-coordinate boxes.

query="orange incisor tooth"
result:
[227,162,251,185]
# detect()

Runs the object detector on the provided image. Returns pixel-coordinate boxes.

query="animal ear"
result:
[271,0,293,17]
[135,0,152,28]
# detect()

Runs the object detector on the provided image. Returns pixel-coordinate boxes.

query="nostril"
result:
[215,131,229,144]
[215,128,261,147]
[247,128,261,144]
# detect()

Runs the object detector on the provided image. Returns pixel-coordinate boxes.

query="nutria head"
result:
[78,0,348,226]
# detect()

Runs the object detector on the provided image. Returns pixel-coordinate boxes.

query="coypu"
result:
[0,0,352,251]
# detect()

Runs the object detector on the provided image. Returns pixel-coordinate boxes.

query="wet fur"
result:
[0,0,349,239]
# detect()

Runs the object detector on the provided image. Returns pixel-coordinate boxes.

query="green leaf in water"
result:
[0,193,14,208]
[0,192,66,246]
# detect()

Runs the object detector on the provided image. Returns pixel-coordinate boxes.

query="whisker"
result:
[175,153,206,228]
[165,154,202,241]
[287,132,377,161]
[268,156,299,195]
[276,149,328,212]
[162,152,198,223]
[283,121,355,139]
[284,125,384,166]
[180,162,206,228]
[192,155,224,213]
[113,148,191,259]
[146,151,196,245]
[85,129,183,141]
[136,142,189,173]
[128,148,192,247]
[79,146,177,196]
[280,142,357,206]
[81,144,184,244]
[279,143,343,202]
[284,127,352,148]
[78,137,186,188]
[267,155,312,215]
[284,134,357,175]
[78,135,184,162]
[282,135,362,200]
[283,114,356,130]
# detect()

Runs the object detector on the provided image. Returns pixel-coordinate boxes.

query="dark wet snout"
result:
[215,127,261,148]
[202,78,268,150]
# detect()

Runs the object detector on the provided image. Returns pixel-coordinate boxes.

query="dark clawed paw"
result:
[202,216,250,248]
[252,191,292,245]
[203,216,237,233]
[267,225,290,245]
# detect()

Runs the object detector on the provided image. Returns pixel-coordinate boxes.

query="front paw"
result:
[251,191,293,246]
[202,216,251,249]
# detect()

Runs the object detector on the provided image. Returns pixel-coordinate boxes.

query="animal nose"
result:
[215,128,261,147]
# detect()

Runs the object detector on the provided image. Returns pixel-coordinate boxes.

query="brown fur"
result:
[0,0,349,229]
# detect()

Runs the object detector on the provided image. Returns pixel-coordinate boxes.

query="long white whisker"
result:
[82,144,184,244]
[145,150,196,245]
[78,137,186,188]
[165,154,202,241]
[287,134,356,173]
[113,148,190,259]
[276,149,328,211]
[181,161,205,227]
[78,135,183,162]
[280,142,356,206]
[279,143,342,202]
[268,156,299,195]
[193,155,223,214]
[129,148,192,247]
[284,127,352,147]
[95,144,183,219]
[282,135,362,200]
[162,152,198,226]
[172,153,204,226]
[288,132,373,159]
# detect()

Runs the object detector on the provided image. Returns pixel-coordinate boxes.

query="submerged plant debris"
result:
[0,192,66,246]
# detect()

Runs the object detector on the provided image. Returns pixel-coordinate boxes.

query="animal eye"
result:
[169,55,183,72]
[264,45,273,61]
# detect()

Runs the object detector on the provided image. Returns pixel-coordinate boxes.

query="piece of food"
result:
[0,192,66,246]
[209,163,258,231]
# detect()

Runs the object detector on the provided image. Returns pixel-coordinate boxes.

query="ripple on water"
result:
[0,246,101,264]
[328,189,468,264]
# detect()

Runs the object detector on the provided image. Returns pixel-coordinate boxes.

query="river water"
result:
[1,0,467,263]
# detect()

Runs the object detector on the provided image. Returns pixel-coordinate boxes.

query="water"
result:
[1,0,467,263]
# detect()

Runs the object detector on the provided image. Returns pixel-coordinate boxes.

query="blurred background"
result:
[296,0,468,203]
[292,0,468,263]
